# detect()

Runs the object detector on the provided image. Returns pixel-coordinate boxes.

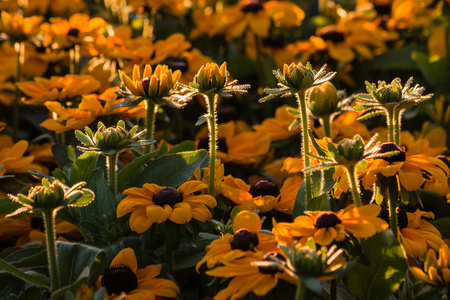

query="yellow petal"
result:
[110,247,138,273]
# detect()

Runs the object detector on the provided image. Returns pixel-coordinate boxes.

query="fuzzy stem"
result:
[295,277,306,300]
[386,107,395,144]
[145,99,157,154]
[296,90,312,204]
[13,42,24,142]
[393,109,401,146]
[69,44,80,74]
[107,153,118,196]
[321,115,332,138]
[347,165,362,207]
[206,93,218,197]
[387,177,399,239]
[52,112,64,144]
[43,209,60,291]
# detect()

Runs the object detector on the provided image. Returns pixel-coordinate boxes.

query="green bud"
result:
[308,81,340,117]
[291,245,323,278]
[30,181,65,210]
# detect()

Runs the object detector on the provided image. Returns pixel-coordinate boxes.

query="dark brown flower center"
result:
[30,217,45,232]
[373,1,391,15]
[315,212,342,229]
[437,155,450,170]
[141,77,161,97]
[378,142,406,163]
[319,28,346,43]
[241,0,264,13]
[163,57,189,73]
[258,252,286,274]
[198,137,228,153]
[101,265,138,295]
[153,187,183,207]
[230,229,259,250]
[67,28,80,38]
[249,180,280,198]
[378,205,408,229]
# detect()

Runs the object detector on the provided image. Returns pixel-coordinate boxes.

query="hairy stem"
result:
[295,277,306,300]
[347,165,362,207]
[206,93,218,197]
[321,115,332,139]
[387,176,399,239]
[43,209,60,291]
[297,90,312,205]
[145,99,157,154]
[69,44,80,75]
[386,107,395,144]
[107,153,118,196]
[13,42,24,142]
[393,109,401,146]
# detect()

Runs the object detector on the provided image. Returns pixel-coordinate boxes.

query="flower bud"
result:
[283,63,315,91]
[291,245,323,277]
[193,62,228,93]
[308,81,340,117]
[29,181,65,210]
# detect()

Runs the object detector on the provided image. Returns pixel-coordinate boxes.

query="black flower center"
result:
[198,137,228,153]
[249,180,280,198]
[258,252,286,274]
[315,212,342,229]
[101,265,138,295]
[67,28,80,38]
[30,217,45,232]
[153,187,183,207]
[378,142,406,163]
[230,229,259,251]
[141,77,161,97]
[241,0,264,12]
[378,205,408,229]
[319,28,346,43]
[437,155,450,170]
[373,2,391,15]
[97,99,107,107]
[163,57,189,73]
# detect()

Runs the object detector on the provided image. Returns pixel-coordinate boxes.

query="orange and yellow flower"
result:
[0,135,43,176]
[0,11,42,42]
[410,243,450,286]
[117,181,217,233]
[99,248,180,299]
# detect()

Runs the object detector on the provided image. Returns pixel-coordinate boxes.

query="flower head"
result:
[117,180,217,233]
[0,11,42,43]
[100,248,180,298]
[410,243,450,287]
[308,81,342,118]
[75,120,152,156]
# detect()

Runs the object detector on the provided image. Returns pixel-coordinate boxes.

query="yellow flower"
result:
[379,207,445,258]
[99,248,180,299]
[85,25,134,61]
[0,11,42,42]
[410,244,450,286]
[253,105,301,142]
[196,210,279,272]
[0,75,15,106]
[362,143,450,192]
[117,181,217,233]
[197,120,271,165]
[206,252,296,299]
[127,0,187,16]
[273,204,388,246]
[119,64,181,101]
[0,135,43,176]
[49,0,86,16]
[17,74,101,106]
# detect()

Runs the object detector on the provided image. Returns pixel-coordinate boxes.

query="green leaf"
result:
[429,218,450,239]
[51,267,90,300]
[65,190,94,207]
[69,151,98,186]
[196,114,210,126]
[419,189,450,219]
[167,140,196,154]
[51,144,79,167]
[18,286,43,300]
[0,197,23,214]
[304,277,322,294]
[0,258,50,290]
[57,241,107,288]
[117,151,158,191]
[346,230,408,300]
[130,150,207,188]
[370,45,424,70]
[0,246,47,268]
[412,51,450,94]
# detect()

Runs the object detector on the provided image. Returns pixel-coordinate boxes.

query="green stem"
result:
[43,209,60,291]
[13,42,24,142]
[297,90,312,205]
[387,177,399,239]
[347,165,362,207]
[145,99,157,154]
[393,109,401,146]
[69,44,80,74]
[445,23,450,62]
[321,115,332,139]
[52,112,65,144]
[206,93,218,197]
[295,277,306,300]
[386,108,395,144]
[107,153,118,196]
[330,279,337,300]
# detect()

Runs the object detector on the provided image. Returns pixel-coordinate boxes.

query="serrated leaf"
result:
[346,230,408,300]
[0,197,24,214]
[196,114,210,126]
[75,131,93,147]
[69,151,98,186]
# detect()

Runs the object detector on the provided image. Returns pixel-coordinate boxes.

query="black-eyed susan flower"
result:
[410,243,450,287]
[253,105,302,142]
[0,11,42,43]
[273,204,388,246]
[196,210,278,272]
[117,181,217,233]
[205,251,297,299]
[0,135,43,176]
[378,206,445,259]
[99,247,180,299]
[0,75,15,106]
[16,74,101,106]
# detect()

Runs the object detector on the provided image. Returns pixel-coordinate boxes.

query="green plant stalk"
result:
[145,99,157,154]
[13,42,24,142]
[393,109,401,146]
[295,277,306,300]
[387,177,399,239]
[107,153,118,196]
[43,209,60,291]
[386,107,395,144]
[52,112,64,144]
[347,165,362,207]
[321,115,332,138]
[296,90,312,205]
[69,44,80,75]
[206,93,218,197]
